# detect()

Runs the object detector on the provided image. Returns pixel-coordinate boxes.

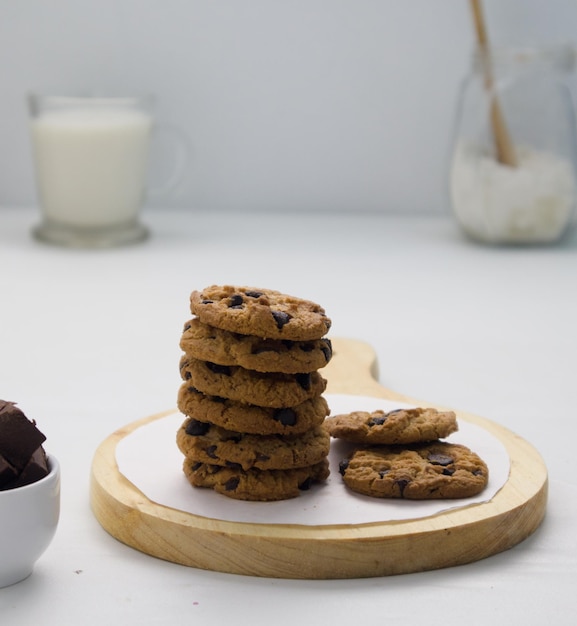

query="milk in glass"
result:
[31,105,152,228]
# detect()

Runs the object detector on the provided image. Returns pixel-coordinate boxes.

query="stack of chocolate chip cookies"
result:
[176,285,333,501]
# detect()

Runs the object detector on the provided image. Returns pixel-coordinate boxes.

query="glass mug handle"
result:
[146,124,191,198]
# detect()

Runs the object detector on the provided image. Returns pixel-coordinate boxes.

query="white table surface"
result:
[1,207,576,625]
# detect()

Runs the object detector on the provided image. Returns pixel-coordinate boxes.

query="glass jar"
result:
[449,45,577,244]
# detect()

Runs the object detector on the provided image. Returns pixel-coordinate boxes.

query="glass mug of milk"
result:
[28,94,181,247]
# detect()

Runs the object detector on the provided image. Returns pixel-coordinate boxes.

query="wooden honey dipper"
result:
[469,0,517,167]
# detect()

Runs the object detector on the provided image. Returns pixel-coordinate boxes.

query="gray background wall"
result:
[1,0,576,214]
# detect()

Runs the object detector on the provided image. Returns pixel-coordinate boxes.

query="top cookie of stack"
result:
[189,285,332,343]
[177,285,333,501]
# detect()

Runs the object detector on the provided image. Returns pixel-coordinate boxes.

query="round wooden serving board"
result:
[90,338,547,579]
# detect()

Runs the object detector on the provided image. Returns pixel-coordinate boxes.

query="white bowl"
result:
[0,454,60,588]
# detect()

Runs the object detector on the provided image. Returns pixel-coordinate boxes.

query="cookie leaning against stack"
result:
[176,285,332,501]
[325,407,489,500]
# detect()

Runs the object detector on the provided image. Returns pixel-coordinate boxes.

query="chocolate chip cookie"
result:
[177,419,330,471]
[325,407,458,445]
[182,457,330,501]
[179,355,327,408]
[189,285,331,341]
[180,318,333,373]
[338,442,489,499]
[177,383,329,435]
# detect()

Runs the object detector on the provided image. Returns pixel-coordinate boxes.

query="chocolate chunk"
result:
[271,310,292,329]
[338,459,349,475]
[320,338,332,362]
[205,362,231,376]
[205,445,218,459]
[185,419,210,436]
[228,294,244,308]
[298,477,313,491]
[395,478,410,497]
[0,401,46,470]
[224,476,240,491]
[442,468,455,476]
[370,415,387,426]
[0,455,17,486]
[244,291,263,298]
[7,448,49,490]
[427,453,454,467]
[272,408,297,426]
[296,373,312,390]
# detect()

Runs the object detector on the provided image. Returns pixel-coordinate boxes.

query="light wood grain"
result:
[90,338,547,579]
